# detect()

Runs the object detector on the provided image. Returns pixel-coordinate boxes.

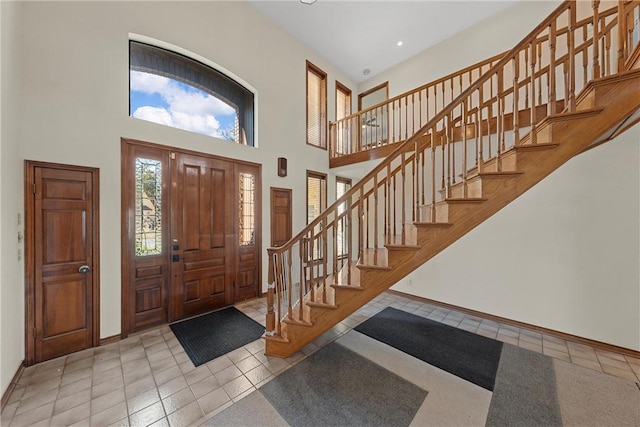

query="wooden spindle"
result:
[373,175,379,254]
[592,0,601,78]
[530,42,538,144]
[568,3,577,109]
[401,152,406,243]
[386,163,391,241]
[358,188,363,259]
[430,127,436,220]
[462,100,468,198]
[446,113,452,197]
[322,218,327,303]
[513,55,520,144]
[266,250,276,335]
[549,20,557,115]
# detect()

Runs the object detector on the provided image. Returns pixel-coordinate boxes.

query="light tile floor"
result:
[2,292,639,426]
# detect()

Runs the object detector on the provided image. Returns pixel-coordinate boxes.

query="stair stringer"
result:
[264,69,640,358]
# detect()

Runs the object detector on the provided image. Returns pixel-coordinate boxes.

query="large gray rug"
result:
[206,309,640,427]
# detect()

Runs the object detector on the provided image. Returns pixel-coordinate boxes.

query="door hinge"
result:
[170,152,176,160]
[32,183,36,194]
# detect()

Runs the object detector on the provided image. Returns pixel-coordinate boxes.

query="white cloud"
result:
[130,71,235,138]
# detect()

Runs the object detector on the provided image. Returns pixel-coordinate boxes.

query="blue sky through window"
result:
[130,71,237,141]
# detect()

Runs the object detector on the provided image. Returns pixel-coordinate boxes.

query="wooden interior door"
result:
[170,152,234,321]
[270,187,292,247]
[26,162,99,364]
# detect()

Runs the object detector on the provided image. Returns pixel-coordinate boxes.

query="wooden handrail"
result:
[267,0,636,341]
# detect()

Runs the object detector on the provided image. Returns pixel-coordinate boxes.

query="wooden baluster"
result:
[530,42,538,144]
[421,139,426,207]
[404,97,408,141]
[583,28,589,84]
[462,99,468,198]
[425,88,430,124]
[309,231,316,301]
[450,78,454,106]
[499,67,506,152]
[347,197,352,284]
[549,20,557,115]
[393,174,397,236]
[365,196,370,251]
[592,0,601,79]
[446,113,452,197]
[431,127,436,220]
[441,120,446,195]
[616,1,625,72]
[513,55,520,145]
[358,188,363,259]
[386,163,391,242]
[413,140,418,222]
[487,103,493,159]
[332,211,338,278]
[384,172,389,244]
[322,217,327,303]
[417,91,421,131]
[524,46,530,109]
[537,41,543,106]
[568,3,577,109]
[373,175,379,258]
[478,87,484,169]
[605,28,611,76]
[401,152,406,244]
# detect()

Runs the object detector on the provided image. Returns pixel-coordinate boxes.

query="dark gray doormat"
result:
[355,306,503,391]
[260,342,427,426]
[170,307,264,366]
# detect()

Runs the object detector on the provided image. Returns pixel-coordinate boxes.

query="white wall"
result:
[373,0,640,350]
[1,0,357,391]
[1,1,25,396]
[392,125,640,350]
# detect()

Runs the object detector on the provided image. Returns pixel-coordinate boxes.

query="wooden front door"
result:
[170,153,234,320]
[121,139,261,334]
[270,187,292,247]
[26,162,99,365]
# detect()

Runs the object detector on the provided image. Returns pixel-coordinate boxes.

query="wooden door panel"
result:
[29,164,97,364]
[43,278,86,337]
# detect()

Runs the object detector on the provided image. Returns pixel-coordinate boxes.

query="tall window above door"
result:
[129,41,255,146]
[306,61,327,149]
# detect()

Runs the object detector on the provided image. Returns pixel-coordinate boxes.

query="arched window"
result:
[129,41,255,146]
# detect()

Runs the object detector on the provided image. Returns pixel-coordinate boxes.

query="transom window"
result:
[129,41,254,146]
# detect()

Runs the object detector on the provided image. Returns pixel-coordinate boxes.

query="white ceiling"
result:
[249,0,521,84]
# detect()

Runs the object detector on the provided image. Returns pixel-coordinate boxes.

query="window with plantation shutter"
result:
[307,171,327,260]
[335,81,351,120]
[306,61,327,149]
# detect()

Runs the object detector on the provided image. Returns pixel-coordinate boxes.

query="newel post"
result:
[265,249,276,336]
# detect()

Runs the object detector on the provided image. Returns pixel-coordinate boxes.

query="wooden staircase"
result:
[264,0,640,357]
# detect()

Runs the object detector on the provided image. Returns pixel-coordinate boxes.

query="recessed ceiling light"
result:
[362,68,370,76]
[300,0,316,4]
[396,40,404,47]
